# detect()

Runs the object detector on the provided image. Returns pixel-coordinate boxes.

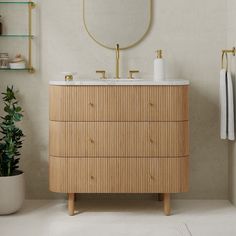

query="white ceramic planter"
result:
[0,171,25,215]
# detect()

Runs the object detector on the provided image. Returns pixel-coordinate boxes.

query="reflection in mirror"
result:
[83,0,152,50]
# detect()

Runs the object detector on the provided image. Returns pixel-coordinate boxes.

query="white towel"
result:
[227,71,235,140]
[220,69,227,139]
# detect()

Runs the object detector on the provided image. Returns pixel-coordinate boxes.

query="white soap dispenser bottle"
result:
[154,50,165,81]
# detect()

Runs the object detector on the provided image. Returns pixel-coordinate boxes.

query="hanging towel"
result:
[227,71,235,140]
[220,69,227,139]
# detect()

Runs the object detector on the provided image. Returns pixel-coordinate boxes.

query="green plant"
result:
[0,86,24,176]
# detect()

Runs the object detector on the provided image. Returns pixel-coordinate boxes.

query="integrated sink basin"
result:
[50,79,189,86]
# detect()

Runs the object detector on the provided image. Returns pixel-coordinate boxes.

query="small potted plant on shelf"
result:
[0,86,25,215]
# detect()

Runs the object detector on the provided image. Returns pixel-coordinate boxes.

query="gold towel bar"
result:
[221,47,236,71]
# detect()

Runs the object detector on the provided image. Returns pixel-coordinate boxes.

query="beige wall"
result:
[227,0,236,204]
[0,0,228,199]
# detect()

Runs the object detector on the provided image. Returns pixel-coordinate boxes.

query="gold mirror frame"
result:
[83,0,152,50]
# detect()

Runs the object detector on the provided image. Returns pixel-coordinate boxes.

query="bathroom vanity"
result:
[49,80,189,216]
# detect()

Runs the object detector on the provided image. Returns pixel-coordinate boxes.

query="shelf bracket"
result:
[30,2,36,9]
[28,0,35,73]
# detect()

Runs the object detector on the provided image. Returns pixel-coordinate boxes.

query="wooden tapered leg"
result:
[68,193,75,216]
[158,193,164,201]
[163,193,171,216]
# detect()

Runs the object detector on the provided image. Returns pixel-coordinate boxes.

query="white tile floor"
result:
[0,200,236,236]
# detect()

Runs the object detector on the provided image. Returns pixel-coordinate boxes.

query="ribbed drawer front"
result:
[49,156,189,193]
[50,85,189,122]
[49,121,189,157]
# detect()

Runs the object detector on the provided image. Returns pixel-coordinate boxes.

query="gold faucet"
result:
[128,70,139,79]
[116,44,120,79]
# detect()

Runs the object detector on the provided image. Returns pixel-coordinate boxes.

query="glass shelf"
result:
[0,35,34,38]
[0,2,36,7]
[0,68,31,71]
[0,2,32,4]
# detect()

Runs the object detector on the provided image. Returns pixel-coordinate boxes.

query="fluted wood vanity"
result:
[49,80,189,216]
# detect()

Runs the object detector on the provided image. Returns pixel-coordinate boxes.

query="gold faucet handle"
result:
[96,70,106,79]
[65,74,73,81]
[128,70,139,79]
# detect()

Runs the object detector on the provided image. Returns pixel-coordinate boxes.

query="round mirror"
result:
[83,0,152,50]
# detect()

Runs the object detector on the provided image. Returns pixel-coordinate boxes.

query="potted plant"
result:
[0,86,25,215]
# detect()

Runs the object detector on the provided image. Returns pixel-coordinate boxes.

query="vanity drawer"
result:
[49,85,189,122]
[49,156,188,193]
[49,121,189,157]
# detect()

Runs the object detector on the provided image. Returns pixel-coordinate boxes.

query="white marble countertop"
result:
[49,79,190,86]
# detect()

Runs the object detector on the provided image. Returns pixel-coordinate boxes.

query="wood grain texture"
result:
[49,121,189,157]
[49,156,189,193]
[49,85,189,122]
[49,85,189,200]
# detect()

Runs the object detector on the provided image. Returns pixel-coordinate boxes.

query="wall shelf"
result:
[0,35,34,38]
[0,2,36,7]
[0,1,36,73]
[0,68,34,72]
